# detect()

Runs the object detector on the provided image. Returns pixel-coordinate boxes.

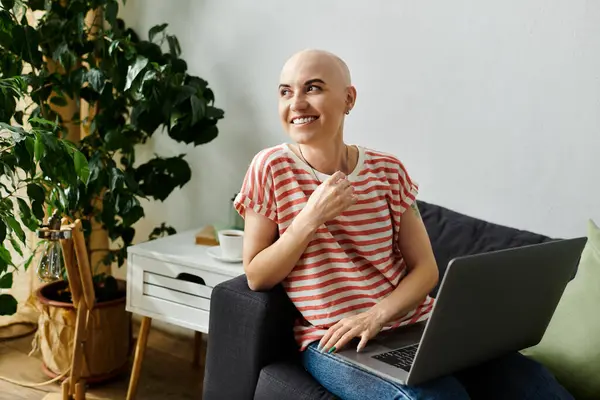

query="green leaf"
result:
[14,140,33,173]
[31,200,44,220]
[1,0,15,10]
[27,183,45,205]
[206,106,225,120]
[123,205,144,226]
[59,51,77,73]
[34,133,44,161]
[104,130,126,150]
[65,184,80,210]
[17,198,30,217]
[29,117,58,129]
[52,42,69,64]
[0,246,11,272]
[173,85,196,106]
[0,272,13,289]
[105,1,118,28]
[125,56,148,91]
[74,151,90,183]
[109,167,124,191]
[24,136,34,158]
[54,186,68,211]
[12,25,42,68]
[0,221,5,243]
[108,39,121,56]
[9,235,22,257]
[16,198,36,231]
[190,95,205,125]
[167,35,181,58]
[149,23,168,42]
[0,294,18,316]
[5,215,24,243]
[24,252,34,271]
[87,68,106,93]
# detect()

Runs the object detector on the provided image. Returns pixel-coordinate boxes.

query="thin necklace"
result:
[297,144,350,184]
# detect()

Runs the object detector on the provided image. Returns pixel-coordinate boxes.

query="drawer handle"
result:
[176,273,206,286]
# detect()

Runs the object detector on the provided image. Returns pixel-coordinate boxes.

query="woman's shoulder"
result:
[248,143,292,169]
[359,145,406,170]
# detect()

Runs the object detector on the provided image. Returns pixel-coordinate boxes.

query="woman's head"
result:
[278,49,357,146]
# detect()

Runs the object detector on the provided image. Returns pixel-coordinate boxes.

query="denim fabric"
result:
[301,342,573,400]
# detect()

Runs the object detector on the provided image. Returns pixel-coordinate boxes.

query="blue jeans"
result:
[302,342,573,400]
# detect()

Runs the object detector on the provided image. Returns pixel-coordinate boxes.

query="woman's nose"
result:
[290,93,308,111]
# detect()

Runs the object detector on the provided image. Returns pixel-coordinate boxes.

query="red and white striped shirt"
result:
[234,143,434,351]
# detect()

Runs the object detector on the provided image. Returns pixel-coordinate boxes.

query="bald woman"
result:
[233,49,573,400]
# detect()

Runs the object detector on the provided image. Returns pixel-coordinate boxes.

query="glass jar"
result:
[36,239,65,283]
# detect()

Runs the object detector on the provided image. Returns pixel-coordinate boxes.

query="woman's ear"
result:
[346,86,357,113]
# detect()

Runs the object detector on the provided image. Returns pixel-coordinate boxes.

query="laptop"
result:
[335,237,587,386]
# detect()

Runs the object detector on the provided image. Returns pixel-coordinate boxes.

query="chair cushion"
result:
[521,219,600,400]
[254,360,337,400]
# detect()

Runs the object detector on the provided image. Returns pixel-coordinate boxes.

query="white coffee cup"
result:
[218,229,244,259]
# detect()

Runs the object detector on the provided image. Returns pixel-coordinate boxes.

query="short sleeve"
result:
[395,160,419,213]
[233,150,278,224]
[390,159,419,249]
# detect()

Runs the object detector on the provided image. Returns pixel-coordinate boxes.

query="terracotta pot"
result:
[33,279,132,384]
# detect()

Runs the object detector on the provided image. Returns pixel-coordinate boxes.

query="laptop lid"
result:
[406,237,587,386]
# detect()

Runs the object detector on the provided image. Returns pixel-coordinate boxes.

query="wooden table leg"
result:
[193,331,204,368]
[74,381,85,400]
[126,316,152,400]
[61,378,70,400]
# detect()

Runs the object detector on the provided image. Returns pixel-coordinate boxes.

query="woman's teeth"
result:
[292,116,317,125]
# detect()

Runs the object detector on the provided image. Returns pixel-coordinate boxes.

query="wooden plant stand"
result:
[41,219,110,400]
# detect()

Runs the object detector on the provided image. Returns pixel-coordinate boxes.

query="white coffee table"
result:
[124,228,244,399]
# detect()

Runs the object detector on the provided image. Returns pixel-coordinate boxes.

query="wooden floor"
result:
[0,322,204,400]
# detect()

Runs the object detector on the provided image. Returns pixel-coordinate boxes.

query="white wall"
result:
[119,0,599,247]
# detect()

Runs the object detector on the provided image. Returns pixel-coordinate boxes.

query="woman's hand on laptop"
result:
[318,311,384,354]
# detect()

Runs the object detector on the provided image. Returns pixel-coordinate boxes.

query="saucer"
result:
[206,246,243,263]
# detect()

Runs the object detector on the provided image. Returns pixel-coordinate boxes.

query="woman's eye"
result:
[280,88,291,96]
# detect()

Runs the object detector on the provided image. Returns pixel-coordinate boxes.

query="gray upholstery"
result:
[203,201,553,400]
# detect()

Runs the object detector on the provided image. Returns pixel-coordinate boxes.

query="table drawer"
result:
[130,254,230,316]
[136,294,210,332]
[143,272,213,299]
[143,284,211,311]
[139,254,231,288]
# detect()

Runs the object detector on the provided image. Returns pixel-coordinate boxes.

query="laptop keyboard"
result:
[372,344,418,372]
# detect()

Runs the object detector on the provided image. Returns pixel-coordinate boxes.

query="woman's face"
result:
[278,51,356,146]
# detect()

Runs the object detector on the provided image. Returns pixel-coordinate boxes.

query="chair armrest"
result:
[203,274,299,400]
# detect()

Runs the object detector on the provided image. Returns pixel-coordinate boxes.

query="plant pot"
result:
[32,279,132,384]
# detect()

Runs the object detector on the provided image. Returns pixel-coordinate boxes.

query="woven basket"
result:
[31,279,132,383]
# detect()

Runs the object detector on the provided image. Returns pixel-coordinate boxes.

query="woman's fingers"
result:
[357,332,372,353]
[326,171,346,185]
[321,324,351,353]
[331,327,362,353]
[318,320,344,351]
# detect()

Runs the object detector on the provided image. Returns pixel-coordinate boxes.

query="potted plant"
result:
[0,76,87,316]
[0,0,224,382]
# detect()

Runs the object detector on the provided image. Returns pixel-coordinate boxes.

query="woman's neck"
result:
[297,140,354,175]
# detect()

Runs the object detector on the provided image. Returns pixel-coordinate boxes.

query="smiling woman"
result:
[232,49,574,400]
[277,52,355,167]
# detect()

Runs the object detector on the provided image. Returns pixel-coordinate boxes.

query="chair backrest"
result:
[417,200,553,296]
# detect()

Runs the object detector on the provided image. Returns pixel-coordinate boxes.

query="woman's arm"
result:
[319,201,439,352]
[242,171,356,291]
[242,208,318,291]
[366,202,439,327]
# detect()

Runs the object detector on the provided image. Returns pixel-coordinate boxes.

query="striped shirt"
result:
[234,143,435,351]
